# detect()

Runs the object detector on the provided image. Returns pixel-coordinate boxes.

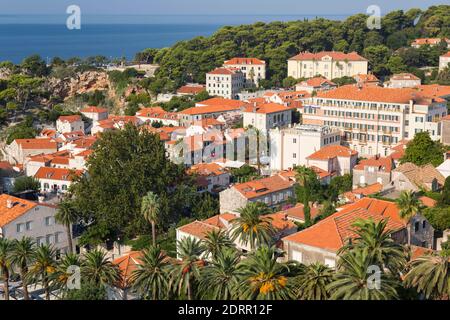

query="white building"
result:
[439,52,450,72]
[0,194,71,253]
[81,106,109,122]
[243,103,295,132]
[295,77,337,93]
[386,73,421,88]
[206,67,245,99]
[306,145,358,176]
[136,107,179,126]
[223,57,266,87]
[269,124,341,171]
[5,138,58,165]
[56,115,84,134]
[301,84,448,157]
[287,51,368,80]
[34,167,83,194]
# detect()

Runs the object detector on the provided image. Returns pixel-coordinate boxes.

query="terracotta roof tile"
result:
[81,106,108,113]
[289,51,367,61]
[58,115,82,123]
[224,57,265,65]
[34,167,83,181]
[307,145,357,160]
[14,138,58,150]
[0,194,37,227]
[232,175,294,199]
[353,156,393,172]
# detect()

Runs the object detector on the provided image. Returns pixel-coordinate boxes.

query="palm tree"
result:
[27,245,57,300]
[202,229,235,260]
[404,250,449,299]
[54,253,81,297]
[340,219,407,274]
[295,166,316,224]
[82,249,120,288]
[198,248,243,299]
[55,200,78,254]
[141,191,161,246]
[10,238,36,300]
[169,237,205,300]
[131,245,170,300]
[231,202,275,250]
[0,238,13,300]
[238,246,294,300]
[395,191,421,245]
[294,263,334,300]
[327,248,400,300]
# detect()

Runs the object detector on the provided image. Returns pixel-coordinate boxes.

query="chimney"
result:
[6,199,13,209]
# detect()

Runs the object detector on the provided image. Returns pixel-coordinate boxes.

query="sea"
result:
[0,14,349,63]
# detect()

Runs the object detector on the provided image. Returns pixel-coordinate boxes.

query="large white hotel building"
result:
[301,84,448,157]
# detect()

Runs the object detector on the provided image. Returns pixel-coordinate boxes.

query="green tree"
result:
[294,263,334,300]
[0,238,13,300]
[202,229,235,260]
[404,250,450,299]
[70,124,184,245]
[400,131,445,166]
[26,245,57,300]
[131,245,170,300]
[328,248,400,300]
[10,238,36,300]
[339,219,407,274]
[141,191,161,246]
[198,248,243,299]
[396,191,422,245]
[12,176,40,193]
[55,200,77,254]
[170,237,205,300]
[423,206,450,231]
[82,249,120,288]
[21,54,48,77]
[238,246,294,300]
[54,253,81,296]
[386,56,408,74]
[231,202,275,250]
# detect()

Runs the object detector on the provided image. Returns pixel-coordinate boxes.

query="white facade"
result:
[288,52,368,80]
[206,68,245,99]
[301,86,448,157]
[269,125,341,171]
[223,58,266,87]
[0,196,70,253]
[56,118,84,134]
[243,107,293,132]
[439,53,450,72]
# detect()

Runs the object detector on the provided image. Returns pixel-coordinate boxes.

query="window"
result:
[46,234,55,245]
[293,138,297,143]
[414,221,420,232]
[26,221,33,231]
[55,232,62,244]
[17,223,25,233]
[324,258,336,268]
[292,250,302,262]
[45,216,55,226]
[422,221,426,229]
[36,237,44,246]
[293,153,297,159]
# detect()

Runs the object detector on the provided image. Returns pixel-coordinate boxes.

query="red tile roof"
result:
[207,67,240,75]
[233,175,294,200]
[353,156,393,172]
[307,145,357,160]
[419,196,437,208]
[299,76,336,87]
[81,106,108,113]
[0,194,37,227]
[289,51,367,61]
[113,251,143,289]
[442,51,450,58]
[177,84,206,95]
[187,162,228,177]
[283,198,405,252]
[58,115,82,123]
[353,73,379,83]
[344,183,383,203]
[14,138,58,150]
[224,57,265,65]
[412,38,449,46]
[34,167,83,181]
[243,102,296,114]
[276,203,321,222]
[316,85,443,104]
[390,73,420,81]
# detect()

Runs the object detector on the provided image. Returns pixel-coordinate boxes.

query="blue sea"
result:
[0,14,349,63]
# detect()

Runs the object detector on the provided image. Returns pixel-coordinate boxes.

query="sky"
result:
[0,0,447,16]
